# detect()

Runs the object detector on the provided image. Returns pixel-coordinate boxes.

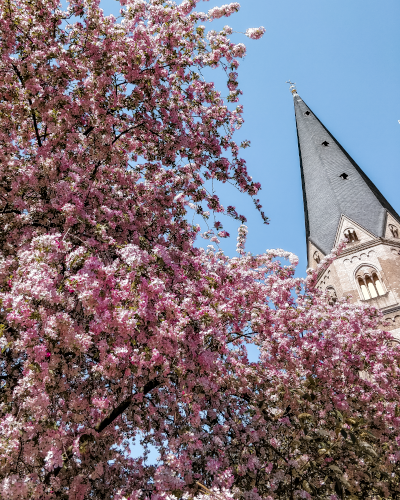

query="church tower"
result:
[290,83,400,333]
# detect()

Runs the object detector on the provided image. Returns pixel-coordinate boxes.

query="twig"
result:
[196,482,226,500]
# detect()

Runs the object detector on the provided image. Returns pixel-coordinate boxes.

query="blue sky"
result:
[98,0,400,276]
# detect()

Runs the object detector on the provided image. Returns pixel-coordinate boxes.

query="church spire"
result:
[291,88,399,259]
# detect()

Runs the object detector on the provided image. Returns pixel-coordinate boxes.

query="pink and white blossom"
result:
[0,0,398,499]
[245,26,266,40]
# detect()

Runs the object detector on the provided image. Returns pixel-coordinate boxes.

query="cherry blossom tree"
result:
[0,0,400,499]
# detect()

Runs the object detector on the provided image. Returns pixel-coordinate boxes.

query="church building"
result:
[290,84,400,334]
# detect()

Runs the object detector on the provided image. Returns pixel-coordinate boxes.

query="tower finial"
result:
[286,80,297,95]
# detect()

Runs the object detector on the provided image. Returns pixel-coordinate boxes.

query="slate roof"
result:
[293,93,400,255]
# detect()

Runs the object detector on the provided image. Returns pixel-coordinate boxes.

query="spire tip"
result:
[286,80,298,95]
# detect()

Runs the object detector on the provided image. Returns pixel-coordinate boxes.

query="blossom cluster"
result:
[236,224,248,255]
[208,3,240,20]
[245,26,266,40]
[0,0,399,499]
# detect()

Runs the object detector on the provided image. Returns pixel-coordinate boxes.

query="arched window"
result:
[356,266,386,300]
[326,286,337,305]
[344,228,358,243]
[313,251,321,264]
[389,224,399,238]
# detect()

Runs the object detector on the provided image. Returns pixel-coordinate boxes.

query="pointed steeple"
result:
[291,86,400,258]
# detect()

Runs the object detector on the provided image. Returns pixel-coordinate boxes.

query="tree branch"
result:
[83,126,94,136]
[49,378,161,480]
[90,160,102,181]
[111,123,143,145]
[11,64,42,147]
[28,97,42,148]
[95,378,161,433]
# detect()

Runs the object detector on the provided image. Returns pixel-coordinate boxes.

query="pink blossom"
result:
[208,3,240,20]
[245,26,266,40]
[232,43,246,57]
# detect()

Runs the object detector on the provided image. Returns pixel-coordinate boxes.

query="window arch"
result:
[344,227,358,243]
[389,224,399,238]
[355,265,386,300]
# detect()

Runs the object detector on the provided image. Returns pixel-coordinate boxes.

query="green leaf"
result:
[335,410,343,421]
[365,430,377,441]
[350,432,357,444]
[340,429,348,439]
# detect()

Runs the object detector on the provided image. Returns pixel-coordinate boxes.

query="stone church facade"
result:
[291,85,400,335]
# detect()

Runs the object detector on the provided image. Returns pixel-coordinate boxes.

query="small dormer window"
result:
[389,224,399,238]
[322,141,329,147]
[344,228,358,243]
[339,173,348,180]
[313,251,321,264]
[305,111,311,116]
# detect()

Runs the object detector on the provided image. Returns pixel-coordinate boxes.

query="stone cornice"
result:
[338,238,400,257]
[316,238,400,281]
